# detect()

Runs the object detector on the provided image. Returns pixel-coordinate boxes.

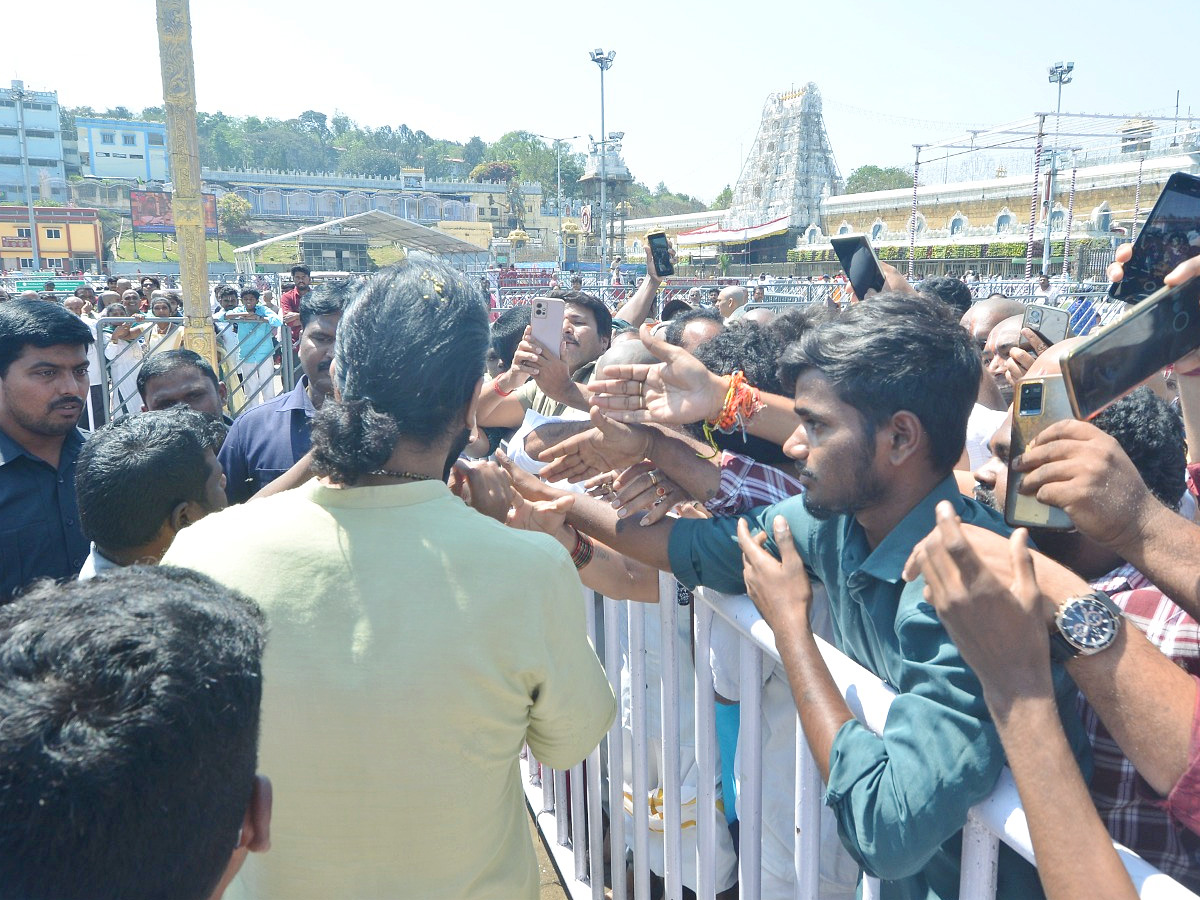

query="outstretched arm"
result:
[909,505,1138,900]
[611,243,673,326]
[587,323,802,445]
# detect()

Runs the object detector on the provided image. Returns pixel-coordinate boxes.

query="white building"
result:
[76,117,170,182]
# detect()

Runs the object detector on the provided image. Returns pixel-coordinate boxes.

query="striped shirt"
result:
[1083,564,1200,888]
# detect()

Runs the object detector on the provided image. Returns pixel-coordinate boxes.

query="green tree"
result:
[463,136,486,168]
[712,184,733,209]
[337,146,404,178]
[217,192,253,232]
[139,107,166,122]
[844,165,913,194]
[470,160,518,183]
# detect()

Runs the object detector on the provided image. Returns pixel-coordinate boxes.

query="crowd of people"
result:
[0,226,1198,900]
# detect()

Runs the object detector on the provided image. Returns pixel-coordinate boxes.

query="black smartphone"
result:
[1062,275,1200,419]
[1109,172,1200,303]
[1006,375,1074,531]
[647,231,674,277]
[830,234,886,299]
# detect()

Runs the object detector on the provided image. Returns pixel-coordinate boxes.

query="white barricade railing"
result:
[521,579,1200,900]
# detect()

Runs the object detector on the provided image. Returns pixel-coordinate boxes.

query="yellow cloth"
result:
[164,479,615,900]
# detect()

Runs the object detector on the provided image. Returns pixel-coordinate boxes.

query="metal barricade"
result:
[523,578,1199,900]
[96,315,295,423]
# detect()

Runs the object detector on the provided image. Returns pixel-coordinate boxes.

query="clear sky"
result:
[7,0,1197,202]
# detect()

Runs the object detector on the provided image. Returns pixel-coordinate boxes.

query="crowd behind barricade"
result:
[1,222,1200,900]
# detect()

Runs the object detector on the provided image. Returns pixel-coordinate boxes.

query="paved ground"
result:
[529,810,571,899]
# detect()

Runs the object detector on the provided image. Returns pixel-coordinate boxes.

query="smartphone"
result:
[647,231,675,277]
[1062,275,1200,419]
[1109,172,1200,303]
[1023,303,1071,345]
[530,296,565,359]
[830,233,886,299]
[1005,375,1075,531]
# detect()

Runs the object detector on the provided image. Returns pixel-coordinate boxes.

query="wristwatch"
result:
[1049,590,1122,663]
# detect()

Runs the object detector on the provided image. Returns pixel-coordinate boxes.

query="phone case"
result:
[1022,304,1071,345]
[1005,375,1074,531]
[530,296,564,359]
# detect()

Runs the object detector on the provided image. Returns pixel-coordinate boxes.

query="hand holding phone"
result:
[830,234,885,300]
[647,232,675,277]
[1005,375,1075,531]
[530,296,565,359]
[1063,275,1200,419]
[1022,304,1071,346]
[1109,172,1200,303]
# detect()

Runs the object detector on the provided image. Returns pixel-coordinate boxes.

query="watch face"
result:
[1060,597,1120,652]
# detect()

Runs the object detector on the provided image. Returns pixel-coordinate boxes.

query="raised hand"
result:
[588,324,727,424]
[536,406,652,483]
[736,516,813,635]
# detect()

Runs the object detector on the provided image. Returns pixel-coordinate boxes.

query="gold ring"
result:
[649,470,660,486]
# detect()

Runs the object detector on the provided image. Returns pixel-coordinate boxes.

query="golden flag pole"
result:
[156,0,216,368]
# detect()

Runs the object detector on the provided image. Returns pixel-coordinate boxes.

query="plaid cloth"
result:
[704,451,803,516]
[1082,564,1200,888]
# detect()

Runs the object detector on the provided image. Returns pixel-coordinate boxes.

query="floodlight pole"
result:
[1042,61,1074,279]
[590,49,615,277]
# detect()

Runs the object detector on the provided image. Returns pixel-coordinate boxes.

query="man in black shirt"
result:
[0,300,94,597]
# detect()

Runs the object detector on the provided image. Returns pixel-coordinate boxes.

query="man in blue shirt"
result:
[219,284,346,503]
[566,294,1089,900]
[0,300,94,598]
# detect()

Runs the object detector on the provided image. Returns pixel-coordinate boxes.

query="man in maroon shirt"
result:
[278,264,311,345]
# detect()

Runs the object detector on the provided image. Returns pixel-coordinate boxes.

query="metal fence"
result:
[93,315,296,424]
[523,576,1198,900]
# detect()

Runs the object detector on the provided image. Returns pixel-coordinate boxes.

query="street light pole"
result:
[534,133,579,272]
[10,82,41,271]
[589,49,615,278]
[1042,61,1074,280]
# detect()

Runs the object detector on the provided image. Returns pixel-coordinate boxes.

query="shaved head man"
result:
[716,286,748,321]
[959,295,1025,351]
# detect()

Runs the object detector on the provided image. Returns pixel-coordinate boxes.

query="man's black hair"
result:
[290,264,311,278]
[490,304,532,370]
[240,287,261,300]
[136,348,220,400]
[218,285,239,299]
[141,276,162,291]
[299,280,353,331]
[1093,386,1186,510]
[559,290,612,341]
[768,305,833,346]
[311,253,489,484]
[0,299,94,377]
[778,292,979,471]
[916,277,973,316]
[0,566,264,900]
[664,306,724,347]
[686,323,792,466]
[76,408,222,552]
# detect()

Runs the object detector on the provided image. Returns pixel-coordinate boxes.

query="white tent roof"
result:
[233,210,486,258]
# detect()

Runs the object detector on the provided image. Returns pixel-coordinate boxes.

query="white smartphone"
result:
[530,296,565,359]
[1022,303,1071,345]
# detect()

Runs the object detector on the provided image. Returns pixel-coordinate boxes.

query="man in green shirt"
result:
[565,293,1089,900]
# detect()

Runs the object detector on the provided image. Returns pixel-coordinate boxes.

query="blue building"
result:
[76,117,170,182]
[0,80,67,205]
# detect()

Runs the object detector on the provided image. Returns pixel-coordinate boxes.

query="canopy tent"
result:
[233,210,489,273]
